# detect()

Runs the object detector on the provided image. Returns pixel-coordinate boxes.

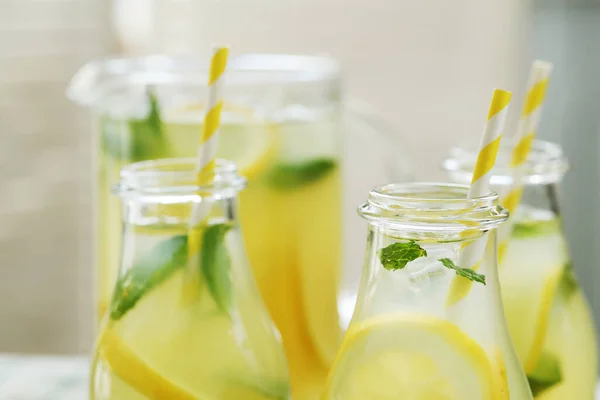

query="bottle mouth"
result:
[67,53,341,108]
[443,138,568,186]
[115,158,246,199]
[358,183,508,236]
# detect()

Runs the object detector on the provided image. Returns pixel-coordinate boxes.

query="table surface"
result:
[0,354,599,399]
[0,355,88,399]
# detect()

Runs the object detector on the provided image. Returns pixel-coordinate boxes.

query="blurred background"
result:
[0,0,599,357]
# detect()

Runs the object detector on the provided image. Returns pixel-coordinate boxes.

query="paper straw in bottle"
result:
[446,88,512,307]
[188,46,229,255]
[497,61,553,263]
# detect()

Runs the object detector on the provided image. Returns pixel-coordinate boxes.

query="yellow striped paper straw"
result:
[497,61,553,263]
[446,88,512,307]
[195,46,229,180]
[188,46,229,254]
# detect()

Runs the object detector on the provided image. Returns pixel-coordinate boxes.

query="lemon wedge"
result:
[501,264,563,373]
[324,314,501,400]
[97,327,196,400]
[217,122,278,179]
[523,269,563,373]
[165,103,278,179]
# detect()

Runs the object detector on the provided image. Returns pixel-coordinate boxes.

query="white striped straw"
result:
[188,46,229,254]
[497,61,553,263]
[446,88,512,307]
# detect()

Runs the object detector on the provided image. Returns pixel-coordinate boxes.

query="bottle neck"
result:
[444,139,567,222]
[497,181,562,219]
[121,190,240,228]
[350,182,508,325]
[112,192,256,323]
[350,223,502,325]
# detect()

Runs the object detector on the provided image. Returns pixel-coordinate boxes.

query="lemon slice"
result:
[324,314,500,400]
[97,327,197,400]
[499,223,567,372]
[96,228,290,400]
[165,103,278,179]
[501,265,563,373]
[534,290,598,399]
[295,168,342,367]
[523,269,563,373]
[217,122,278,179]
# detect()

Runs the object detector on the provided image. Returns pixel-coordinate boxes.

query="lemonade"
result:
[324,183,532,399]
[444,139,598,398]
[92,159,290,399]
[68,54,413,399]
[501,209,597,398]
[94,93,340,399]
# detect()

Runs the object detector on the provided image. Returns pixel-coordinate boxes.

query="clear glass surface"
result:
[444,139,598,399]
[92,159,290,400]
[325,183,532,399]
[68,54,412,399]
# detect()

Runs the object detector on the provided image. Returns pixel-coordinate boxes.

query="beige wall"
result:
[0,0,115,353]
[147,0,531,179]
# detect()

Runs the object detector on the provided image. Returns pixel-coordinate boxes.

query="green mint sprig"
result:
[109,223,235,320]
[378,241,427,271]
[558,262,578,299]
[439,258,486,285]
[264,158,336,190]
[110,235,188,320]
[101,90,168,162]
[200,223,234,312]
[225,376,290,400]
[512,219,559,239]
[527,352,563,396]
[378,241,486,284]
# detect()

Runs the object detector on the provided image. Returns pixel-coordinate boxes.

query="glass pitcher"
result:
[92,158,290,399]
[324,183,531,399]
[443,139,597,399]
[67,54,411,400]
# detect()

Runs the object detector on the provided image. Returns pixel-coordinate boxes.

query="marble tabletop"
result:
[0,355,88,399]
[0,353,598,399]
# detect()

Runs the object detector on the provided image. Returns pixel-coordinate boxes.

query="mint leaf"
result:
[110,235,188,320]
[145,91,163,136]
[101,90,168,162]
[265,158,336,190]
[225,376,290,399]
[378,241,427,271]
[439,258,486,285]
[527,352,562,396]
[109,223,234,320]
[558,262,578,299]
[512,219,559,239]
[200,223,234,312]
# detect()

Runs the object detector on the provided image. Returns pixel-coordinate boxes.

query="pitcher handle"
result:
[345,96,413,182]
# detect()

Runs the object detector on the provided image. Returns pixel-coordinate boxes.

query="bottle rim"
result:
[115,158,246,198]
[358,182,508,235]
[442,138,568,186]
[67,53,341,108]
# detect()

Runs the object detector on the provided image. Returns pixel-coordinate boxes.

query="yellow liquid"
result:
[240,169,341,399]
[92,226,290,399]
[500,210,597,398]
[96,110,342,399]
[324,231,530,399]
[325,314,509,400]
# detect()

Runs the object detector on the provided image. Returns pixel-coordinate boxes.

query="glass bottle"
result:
[91,158,290,400]
[324,183,532,399]
[444,139,597,399]
[68,54,411,400]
